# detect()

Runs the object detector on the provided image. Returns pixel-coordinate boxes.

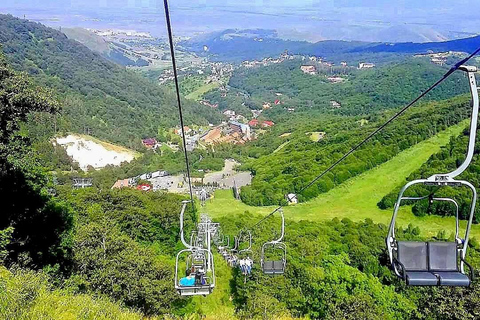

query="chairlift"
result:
[190,231,197,247]
[230,236,239,254]
[238,230,253,256]
[261,208,287,275]
[237,230,254,277]
[175,201,215,296]
[218,235,229,254]
[386,65,478,287]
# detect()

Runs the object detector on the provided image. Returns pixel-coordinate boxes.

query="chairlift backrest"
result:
[397,241,428,271]
[428,242,458,271]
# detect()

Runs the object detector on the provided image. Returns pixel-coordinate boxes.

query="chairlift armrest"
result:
[460,256,474,281]
[393,257,406,280]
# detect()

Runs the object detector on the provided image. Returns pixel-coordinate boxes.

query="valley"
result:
[2,8,480,320]
[207,120,480,239]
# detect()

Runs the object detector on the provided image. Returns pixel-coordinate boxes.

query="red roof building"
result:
[136,184,151,192]
[142,138,157,149]
[262,120,275,128]
[248,119,259,127]
[274,99,281,105]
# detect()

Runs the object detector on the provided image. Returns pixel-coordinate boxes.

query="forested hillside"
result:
[0,14,221,148]
[217,212,480,319]
[237,95,471,206]
[227,58,467,117]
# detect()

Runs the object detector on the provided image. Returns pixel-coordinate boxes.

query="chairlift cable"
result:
[163,0,195,215]
[248,47,480,231]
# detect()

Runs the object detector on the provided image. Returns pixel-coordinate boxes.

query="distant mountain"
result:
[62,27,149,67]
[371,25,448,43]
[62,27,110,54]
[0,14,221,148]
[181,29,311,62]
[353,35,480,55]
[186,29,480,64]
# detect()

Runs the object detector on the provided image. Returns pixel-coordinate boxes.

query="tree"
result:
[0,50,72,269]
[71,220,177,315]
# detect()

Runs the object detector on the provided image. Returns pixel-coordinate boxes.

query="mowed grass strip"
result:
[206,120,480,239]
[186,82,220,101]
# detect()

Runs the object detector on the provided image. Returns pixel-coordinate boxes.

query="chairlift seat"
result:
[395,241,471,286]
[434,272,470,286]
[428,242,471,287]
[263,260,285,275]
[396,241,437,286]
[404,272,439,286]
[177,285,213,296]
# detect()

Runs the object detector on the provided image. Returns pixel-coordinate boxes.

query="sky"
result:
[1,0,480,42]
[2,0,478,10]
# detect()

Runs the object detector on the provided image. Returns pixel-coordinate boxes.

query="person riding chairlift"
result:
[195,268,206,286]
[239,258,246,275]
[245,257,253,275]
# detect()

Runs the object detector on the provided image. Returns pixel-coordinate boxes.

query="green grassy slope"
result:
[206,119,480,239]
[186,82,221,101]
[191,254,236,318]
[0,267,152,320]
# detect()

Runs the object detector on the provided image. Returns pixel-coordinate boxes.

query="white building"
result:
[287,193,298,205]
[358,62,375,69]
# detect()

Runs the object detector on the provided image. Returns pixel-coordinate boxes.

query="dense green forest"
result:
[227,58,468,117]
[218,212,480,319]
[0,14,222,149]
[379,125,480,222]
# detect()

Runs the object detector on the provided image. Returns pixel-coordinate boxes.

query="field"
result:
[56,134,140,171]
[186,82,221,100]
[205,120,480,239]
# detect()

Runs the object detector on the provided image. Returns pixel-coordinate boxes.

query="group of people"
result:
[238,257,253,275]
[221,251,253,275]
[221,249,237,267]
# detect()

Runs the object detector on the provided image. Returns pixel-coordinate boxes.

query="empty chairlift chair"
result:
[386,65,478,287]
[261,208,287,275]
[238,230,253,256]
[175,201,215,296]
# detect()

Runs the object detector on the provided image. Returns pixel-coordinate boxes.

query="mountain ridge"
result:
[0,14,221,148]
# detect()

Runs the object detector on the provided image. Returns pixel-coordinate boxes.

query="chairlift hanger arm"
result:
[439,66,478,179]
[179,200,194,249]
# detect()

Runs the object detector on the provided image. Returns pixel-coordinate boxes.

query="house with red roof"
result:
[142,138,158,149]
[262,121,275,128]
[248,119,259,127]
[136,184,151,192]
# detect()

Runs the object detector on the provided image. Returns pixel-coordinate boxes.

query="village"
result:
[110,159,252,200]
[140,112,275,153]
[413,50,466,66]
